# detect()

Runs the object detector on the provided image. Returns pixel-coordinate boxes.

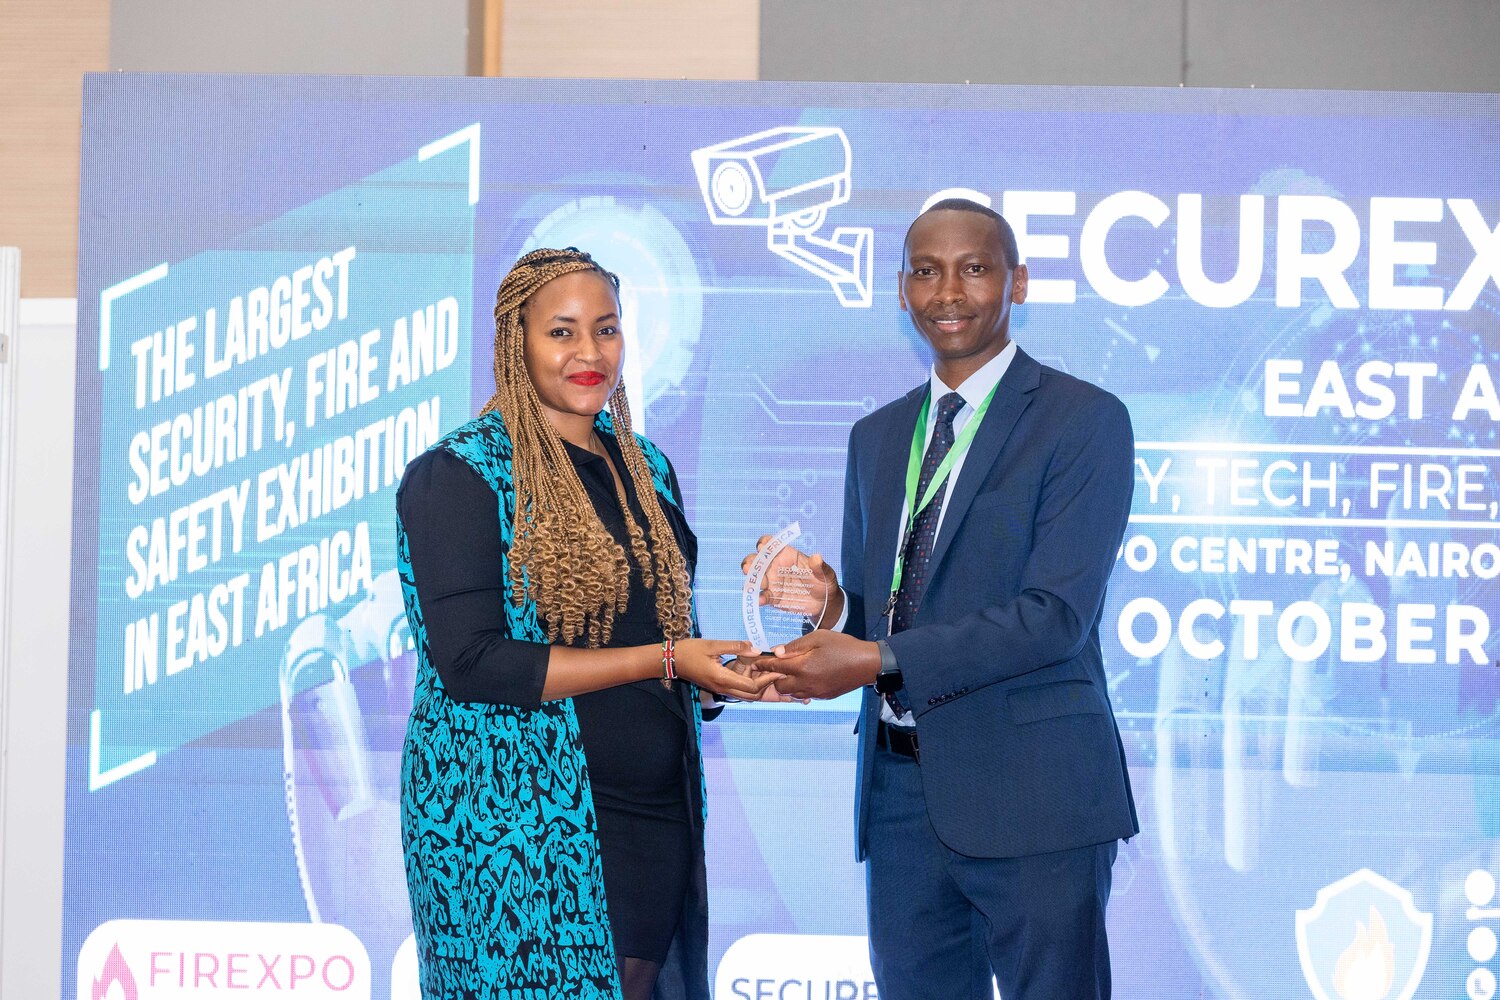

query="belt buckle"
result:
[881,722,920,763]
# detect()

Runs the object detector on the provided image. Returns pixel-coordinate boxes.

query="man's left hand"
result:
[765,630,881,701]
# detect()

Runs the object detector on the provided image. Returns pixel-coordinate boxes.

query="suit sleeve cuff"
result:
[827,588,851,632]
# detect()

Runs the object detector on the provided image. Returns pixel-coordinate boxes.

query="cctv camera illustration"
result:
[691,126,874,307]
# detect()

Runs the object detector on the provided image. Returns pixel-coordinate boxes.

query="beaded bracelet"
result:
[660,638,676,688]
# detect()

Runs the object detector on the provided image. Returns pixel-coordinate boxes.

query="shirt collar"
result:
[929,339,1018,412]
[560,423,618,469]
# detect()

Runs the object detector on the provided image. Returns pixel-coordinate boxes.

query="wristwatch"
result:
[873,639,903,695]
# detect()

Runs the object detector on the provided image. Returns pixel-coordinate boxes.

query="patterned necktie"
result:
[891,391,966,634]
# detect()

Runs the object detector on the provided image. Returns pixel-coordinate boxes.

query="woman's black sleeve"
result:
[396,448,549,709]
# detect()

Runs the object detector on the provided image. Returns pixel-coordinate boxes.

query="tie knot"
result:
[935,391,965,428]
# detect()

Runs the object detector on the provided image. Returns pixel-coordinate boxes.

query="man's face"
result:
[899,210,1028,376]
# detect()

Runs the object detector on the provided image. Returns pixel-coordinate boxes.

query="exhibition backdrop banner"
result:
[68,74,1499,999]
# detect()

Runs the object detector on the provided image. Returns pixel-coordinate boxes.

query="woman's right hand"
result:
[671,639,782,700]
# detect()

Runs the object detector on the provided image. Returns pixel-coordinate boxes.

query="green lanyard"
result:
[887,383,999,607]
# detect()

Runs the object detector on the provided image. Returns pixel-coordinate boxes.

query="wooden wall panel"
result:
[501,0,758,80]
[0,0,110,298]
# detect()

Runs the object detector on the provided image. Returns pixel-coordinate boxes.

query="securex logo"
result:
[78,920,370,998]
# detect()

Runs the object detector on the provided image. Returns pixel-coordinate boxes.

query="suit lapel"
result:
[924,347,1040,578]
[863,385,927,640]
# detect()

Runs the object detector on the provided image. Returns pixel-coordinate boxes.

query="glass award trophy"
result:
[742,521,822,651]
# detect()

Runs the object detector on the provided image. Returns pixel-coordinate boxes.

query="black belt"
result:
[876,721,919,762]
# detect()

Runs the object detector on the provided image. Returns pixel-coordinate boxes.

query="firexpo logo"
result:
[79,920,371,999]
[92,944,139,1000]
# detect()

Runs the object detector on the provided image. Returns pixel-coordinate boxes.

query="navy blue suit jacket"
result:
[844,346,1139,860]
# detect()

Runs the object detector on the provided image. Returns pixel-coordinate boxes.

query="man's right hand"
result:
[740,538,842,626]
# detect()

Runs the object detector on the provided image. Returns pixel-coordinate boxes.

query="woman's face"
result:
[521,270,623,429]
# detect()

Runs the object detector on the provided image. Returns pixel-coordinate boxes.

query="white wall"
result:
[0,299,75,1000]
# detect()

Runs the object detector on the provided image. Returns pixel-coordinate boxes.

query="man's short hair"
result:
[906,198,1021,271]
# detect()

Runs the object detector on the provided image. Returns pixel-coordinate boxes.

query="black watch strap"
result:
[874,639,903,694]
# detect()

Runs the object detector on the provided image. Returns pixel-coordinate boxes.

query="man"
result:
[750,199,1138,999]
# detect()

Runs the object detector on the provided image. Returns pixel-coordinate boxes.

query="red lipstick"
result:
[567,371,606,387]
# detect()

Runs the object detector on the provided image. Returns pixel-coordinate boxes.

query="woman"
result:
[397,247,775,1000]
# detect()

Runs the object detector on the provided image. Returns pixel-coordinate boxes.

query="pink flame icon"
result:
[92,943,138,1000]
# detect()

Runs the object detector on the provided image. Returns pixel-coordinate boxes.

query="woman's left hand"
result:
[673,639,783,700]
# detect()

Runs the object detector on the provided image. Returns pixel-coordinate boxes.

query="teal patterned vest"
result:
[397,410,706,1000]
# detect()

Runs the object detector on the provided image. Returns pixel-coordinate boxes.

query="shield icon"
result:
[1296,869,1432,1000]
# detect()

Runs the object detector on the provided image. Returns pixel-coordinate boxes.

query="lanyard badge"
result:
[883,383,999,634]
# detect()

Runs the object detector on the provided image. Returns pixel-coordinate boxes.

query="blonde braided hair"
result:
[480,247,694,647]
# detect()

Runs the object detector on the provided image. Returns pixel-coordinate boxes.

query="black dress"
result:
[396,433,697,965]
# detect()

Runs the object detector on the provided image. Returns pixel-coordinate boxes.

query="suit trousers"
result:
[865,744,1117,1000]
